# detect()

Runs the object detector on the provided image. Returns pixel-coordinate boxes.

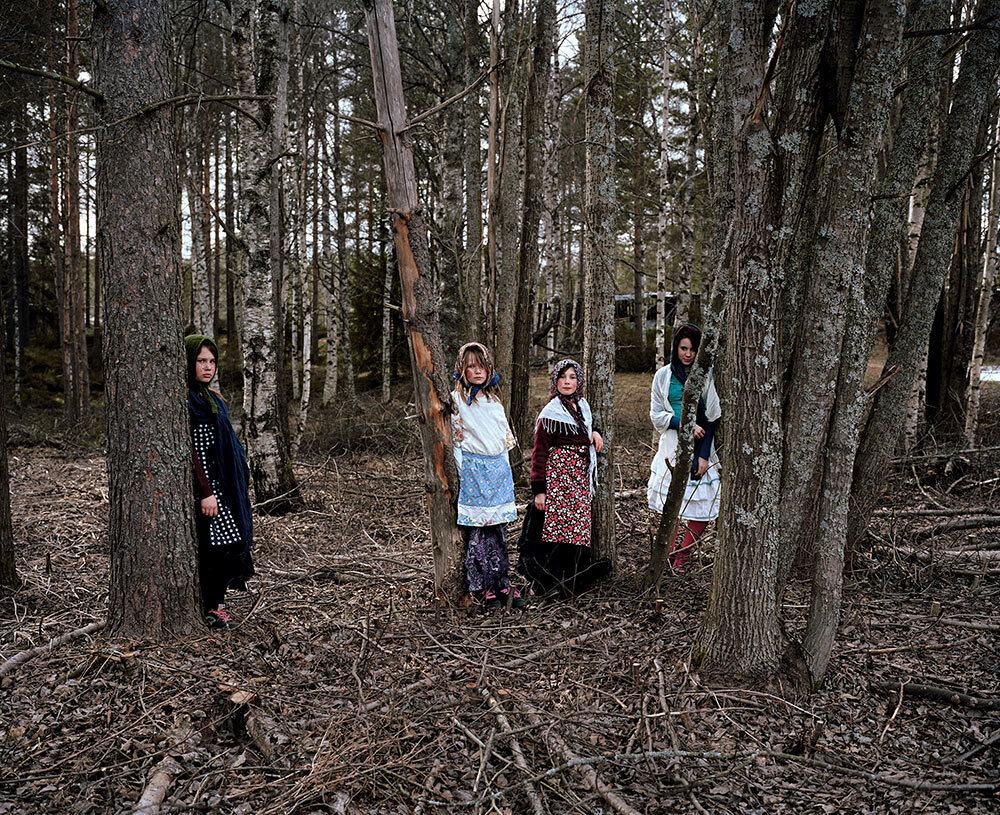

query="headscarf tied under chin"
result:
[185,334,220,415]
[670,323,702,384]
[184,334,254,553]
[453,341,501,405]
[549,358,588,437]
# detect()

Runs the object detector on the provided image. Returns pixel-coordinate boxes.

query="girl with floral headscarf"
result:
[519,359,610,597]
[647,323,721,571]
[451,342,523,608]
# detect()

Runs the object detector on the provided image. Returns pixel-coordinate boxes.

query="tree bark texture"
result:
[583,0,617,569]
[232,0,300,512]
[94,0,201,637]
[850,0,1000,550]
[695,0,782,678]
[463,0,485,340]
[364,0,465,602]
[787,0,906,684]
[511,0,556,457]
[965,104,1000,444]
[655,2,671,366]
[9,102,29,407]
[778,0,904,591]
[0,353,18,589]
[65,0,89,423]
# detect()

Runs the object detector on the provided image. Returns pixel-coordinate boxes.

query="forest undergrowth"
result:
[1,373,998,814]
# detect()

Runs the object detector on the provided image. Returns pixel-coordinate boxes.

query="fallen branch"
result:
[526,709,642,815]
[361,625,615,712]
[133,757,181,815]
[0,620,106,677]
[481,688,544,815]
[529,746,997,793]
[873,680,1000,711]
[913,516,1000,540]
[901,614,1000,632]
[949,729,1000,764]
[875,505,1000,518]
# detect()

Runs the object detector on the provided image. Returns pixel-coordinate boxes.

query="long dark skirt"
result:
[463,524,511,595]
[516,503,610,597]
[198,519,254,611]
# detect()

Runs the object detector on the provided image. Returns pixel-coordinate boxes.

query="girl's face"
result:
[195,348,217,384]
[677,337,696,368]
[556,367,578,396]
[464,356,487,386]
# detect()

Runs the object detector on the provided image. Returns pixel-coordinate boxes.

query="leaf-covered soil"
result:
[2,373,998,814]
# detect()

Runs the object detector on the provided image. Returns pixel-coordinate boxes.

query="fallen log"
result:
[873,680,1000,711]
[133,757,181,815]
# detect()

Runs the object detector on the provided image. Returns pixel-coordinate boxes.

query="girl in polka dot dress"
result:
[451,343,524,608]
[186,335,254,629]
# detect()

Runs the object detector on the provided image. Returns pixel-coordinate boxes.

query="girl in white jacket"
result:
[647,324,721,571]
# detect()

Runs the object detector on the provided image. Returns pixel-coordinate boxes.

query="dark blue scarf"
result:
[189,388,254,553]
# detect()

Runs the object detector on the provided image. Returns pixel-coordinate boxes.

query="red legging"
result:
[669,519,707,571]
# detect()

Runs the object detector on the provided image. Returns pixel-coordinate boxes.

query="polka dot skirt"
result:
[193,423,246,548]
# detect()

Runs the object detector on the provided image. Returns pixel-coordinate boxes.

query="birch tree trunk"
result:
[364,0,465,602]
[965,105,1000,444]
[186,152,212,336]
[95,0,200,637]
[695,0,782,678]
[322,105,339,405]
[232,0,300,512]
[583,0,617,569]
[65,0,89,423]
[851,0,1000,549]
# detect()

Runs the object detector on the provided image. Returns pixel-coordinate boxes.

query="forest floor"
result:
[2,371,999,814]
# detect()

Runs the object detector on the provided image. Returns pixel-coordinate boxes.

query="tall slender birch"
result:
[965,106,1000,444]
[232,0,300,511]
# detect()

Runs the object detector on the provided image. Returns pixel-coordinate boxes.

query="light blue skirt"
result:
[458,451,517,527]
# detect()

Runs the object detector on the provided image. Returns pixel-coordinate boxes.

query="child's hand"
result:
[694,457,709,477]
[694,424,706,439]
[201,495,219,517]
[534,493,546,511]
[591,431,604,453]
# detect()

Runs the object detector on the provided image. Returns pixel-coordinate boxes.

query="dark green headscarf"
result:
[185,334,220,414]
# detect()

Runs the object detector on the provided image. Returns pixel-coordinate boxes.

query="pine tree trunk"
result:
[95,0,201,637]
[232,0,301,512]
[511,0,556,459]
[10,102,29,408]
[224,110,242,388]
[464,0,484,340]
[364,0,465,601]
[655,7,669,364]
[851,0,1000,549]
[695,0,782,678]
[583,0,617,570]
[0,352,17,589]
[485,0,501,348]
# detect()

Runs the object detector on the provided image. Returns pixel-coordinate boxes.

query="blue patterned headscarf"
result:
[453,342,501,405]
